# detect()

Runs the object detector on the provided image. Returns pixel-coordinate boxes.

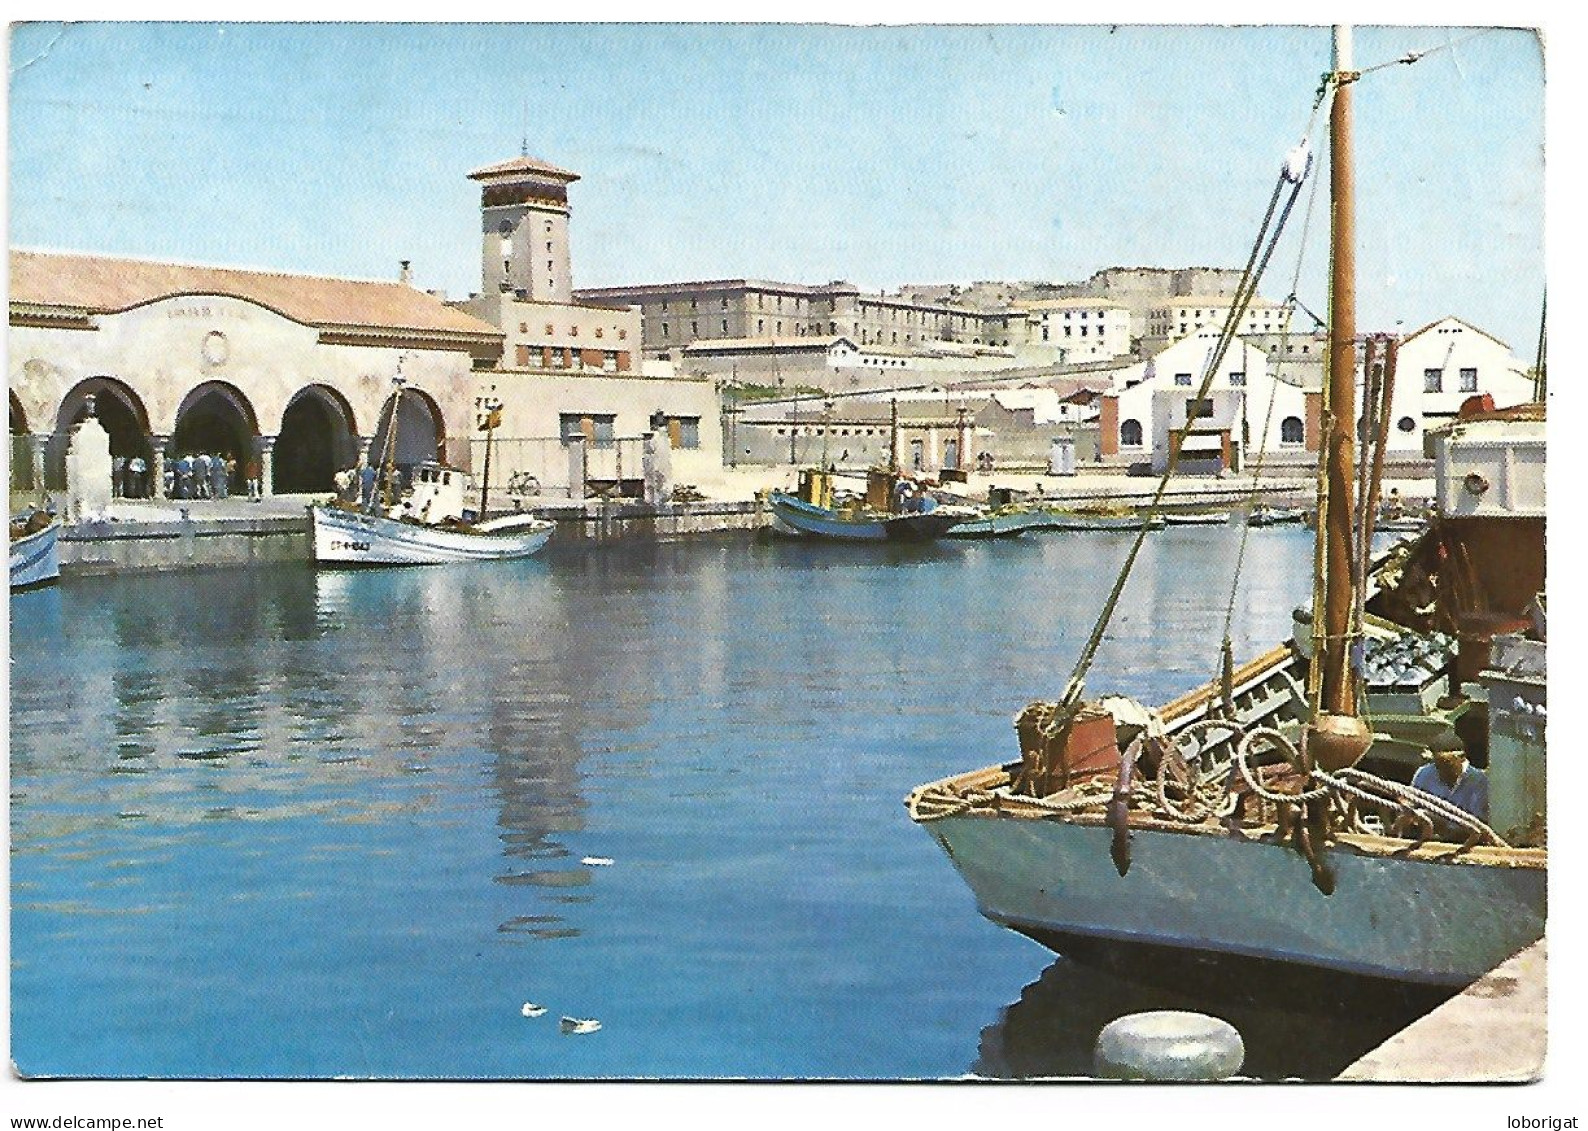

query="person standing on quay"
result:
[128,454,146,498]
[176,453,194,499]
[224,454,238,500]
[245,454,262,502]
[195,452,213,499]
[211,452,229,500]
[112,454,126,498]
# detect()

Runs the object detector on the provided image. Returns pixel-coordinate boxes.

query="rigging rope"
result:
[1049,120,1320,720]
[1211,103,1330,703]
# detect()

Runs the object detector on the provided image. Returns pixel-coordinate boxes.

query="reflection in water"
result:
[975,956,1455,1081]
[12,529,1451,1080]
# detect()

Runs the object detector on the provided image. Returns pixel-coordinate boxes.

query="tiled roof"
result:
[467,155,581,182]
[9,249,501,340]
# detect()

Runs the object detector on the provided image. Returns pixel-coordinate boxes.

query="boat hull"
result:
[923,812,1545,987]
[311,506,552,565]
[768,492,967,542]
[10,521,61,591]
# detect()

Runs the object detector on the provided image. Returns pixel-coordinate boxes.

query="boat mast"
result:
[1321,25,1359,718]
[1308,25,1371,772]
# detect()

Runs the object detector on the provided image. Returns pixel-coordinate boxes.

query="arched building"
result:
[9,249,500,497]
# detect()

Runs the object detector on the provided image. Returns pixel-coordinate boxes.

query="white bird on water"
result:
[561,1016,601,1034]
[520,1003,547,1018]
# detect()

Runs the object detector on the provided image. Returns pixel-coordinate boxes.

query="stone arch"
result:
[370,386,444,490]
[173,381,260,494]
[274,384,359,494]
[51,377,155,493]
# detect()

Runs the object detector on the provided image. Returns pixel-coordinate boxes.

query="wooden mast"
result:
[1308,24,1372,772]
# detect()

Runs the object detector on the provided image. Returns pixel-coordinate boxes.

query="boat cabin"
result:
[395,461,471,524]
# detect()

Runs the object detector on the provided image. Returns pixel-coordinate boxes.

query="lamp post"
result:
[955,402,969,473]
[476,392,503,519]
[822,398,834,470]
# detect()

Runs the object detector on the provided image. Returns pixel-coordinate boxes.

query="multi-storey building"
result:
[1014,298,1131,362]
[572,279,1028,358]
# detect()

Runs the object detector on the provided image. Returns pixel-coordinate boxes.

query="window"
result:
[661,323,669,338]
[561,414,615,446]
[1120,418,1144,447]
[1281,416,1304,445]
[559,414,587,444]
[691,321,698,336]
[603,352,618,373]
[1229,372,1246,386]
[1397,416,1417,433]
[1186,398,1214,420]
[1424,368,1443,393]
[722,320,728,333]
[668,416,702,449]
[1460,367,1478,392]
[1174,373,1193,387]
[591,415,616,449]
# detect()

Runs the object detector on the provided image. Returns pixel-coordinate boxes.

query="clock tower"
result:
[468,154,580,304]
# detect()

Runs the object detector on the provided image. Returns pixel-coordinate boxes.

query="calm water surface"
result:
[10,527,1437,1079]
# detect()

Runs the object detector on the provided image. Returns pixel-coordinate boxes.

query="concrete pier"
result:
[1337,940,1546,1082]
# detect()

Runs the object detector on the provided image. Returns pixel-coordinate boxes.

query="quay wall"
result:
[60,514,308,576]
[52,500,769,575]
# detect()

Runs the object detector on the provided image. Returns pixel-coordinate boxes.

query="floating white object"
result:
[560,1016,601,1034]
[1094,1011,1244,1081]
[520,1003,546,1018]
[580,857,614,867]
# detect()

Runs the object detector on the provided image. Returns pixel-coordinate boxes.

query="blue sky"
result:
[8,21,1545,354]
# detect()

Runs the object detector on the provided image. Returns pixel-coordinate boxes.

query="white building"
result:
[1382,316,1536,455]
[1015,298,1132,363]
[1099,327,1308,471]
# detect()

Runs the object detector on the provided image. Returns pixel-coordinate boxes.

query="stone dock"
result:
[49,493,769,576]
[1337,940,1547,1082]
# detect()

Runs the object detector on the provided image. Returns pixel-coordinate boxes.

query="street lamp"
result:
[476,392,503,518]
[822,397,834,470]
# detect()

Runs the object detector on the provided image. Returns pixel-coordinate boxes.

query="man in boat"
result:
[1399,731,1489,837]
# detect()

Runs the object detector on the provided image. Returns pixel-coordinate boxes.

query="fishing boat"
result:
[768,400,979,543]
[10,511,61,591]
[1247,502,1304,527]
[906,29,1545,991]
[769,467,977,542]
[947,507,1047,540]
[1162,511,1234,527]
[1036,508,1165,532]
[311,375,553,566]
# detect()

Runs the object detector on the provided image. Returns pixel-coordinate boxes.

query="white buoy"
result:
[1094,1011,1244,1081]
[520,1003,546,1018]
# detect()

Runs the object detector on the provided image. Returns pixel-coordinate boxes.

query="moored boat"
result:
[1035,508,1165,532]
[1162,511,1234,526]
[311,500,553,566]
[905,28,1545,994]
[769,467,978,543]
[10,512,61,591]
[311,371,553,566]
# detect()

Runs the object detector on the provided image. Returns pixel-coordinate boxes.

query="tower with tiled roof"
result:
[468,152,580,304]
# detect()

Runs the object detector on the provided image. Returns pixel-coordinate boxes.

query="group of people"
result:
[109,455,151,498]
[164,452,237,500]
[153,452,264,501]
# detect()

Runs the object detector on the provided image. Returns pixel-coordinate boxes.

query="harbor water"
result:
[10,526,1444,1079]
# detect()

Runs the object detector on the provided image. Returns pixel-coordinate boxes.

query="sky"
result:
[6,21,1547,357]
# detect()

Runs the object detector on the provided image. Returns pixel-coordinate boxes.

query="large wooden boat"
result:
[10,513,61,591]
[906,30,1545,990]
